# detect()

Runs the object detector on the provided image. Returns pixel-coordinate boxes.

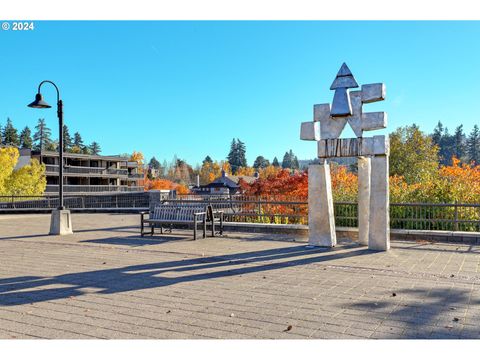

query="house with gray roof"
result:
[193,170,259,195]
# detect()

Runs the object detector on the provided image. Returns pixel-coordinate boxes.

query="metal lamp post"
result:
[28,80,73,235]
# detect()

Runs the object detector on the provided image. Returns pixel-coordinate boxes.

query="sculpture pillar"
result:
[308,162,336,247]
[368,155,390,250]
[357,156,371,245]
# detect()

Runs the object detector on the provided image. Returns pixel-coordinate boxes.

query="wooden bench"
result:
[140,204,207,240]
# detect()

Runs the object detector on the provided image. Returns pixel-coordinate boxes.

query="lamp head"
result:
[28,93,51,108]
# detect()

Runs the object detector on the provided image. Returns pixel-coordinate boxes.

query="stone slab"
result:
[368,155,390,250]
[308,164,336,247]
[357,157,371,245]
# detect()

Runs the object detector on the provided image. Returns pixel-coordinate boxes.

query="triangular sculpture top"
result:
[330,63,359,90]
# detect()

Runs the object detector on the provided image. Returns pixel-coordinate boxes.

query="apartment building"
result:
[31,150,144,194]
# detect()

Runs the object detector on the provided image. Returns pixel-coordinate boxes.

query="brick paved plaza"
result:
[0,213,479,339]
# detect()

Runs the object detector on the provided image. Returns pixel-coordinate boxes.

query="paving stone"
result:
[1,213,480,339]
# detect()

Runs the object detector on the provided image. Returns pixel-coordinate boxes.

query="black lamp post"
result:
[28,80,64,210]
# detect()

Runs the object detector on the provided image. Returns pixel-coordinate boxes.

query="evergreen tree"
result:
[149,156,161,170]
[62,125,73,152]
[432,121,444,146]
[227,138,237,171]
[438,127,455,165]
[236,139,247,167]
[282,151,291,169]
[253,155,270,169]
[272,157,280,167]
[19,126,33,149]
[292,155,299,170]
[227,138,247,174]
[73,132,84,148]
[467,125,480,165]
[203,155,213,165]
[3,118,19,146]
[89,141,101,155]
[33,118,52,151]
[453,125,466,161]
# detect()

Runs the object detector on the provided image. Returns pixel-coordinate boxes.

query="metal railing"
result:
[168,195,480,232]
[45,185,144,193]
[0,192,149,211]
[1,193,480,232]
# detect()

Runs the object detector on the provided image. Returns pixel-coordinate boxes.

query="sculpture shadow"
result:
[0,245,370,307]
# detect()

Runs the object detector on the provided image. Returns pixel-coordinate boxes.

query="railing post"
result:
[454,201,459,232]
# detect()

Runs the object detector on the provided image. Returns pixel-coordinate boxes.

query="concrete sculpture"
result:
[300,63,390,251]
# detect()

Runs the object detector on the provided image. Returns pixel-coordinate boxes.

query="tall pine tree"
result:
[467,125,480,165]
[33,118,52,151]
[19,126,33,149]
[89,141,101,155]
[453,125,466,161]
[3,118,19,146]
[227,138,247,174]
[62,125,73,152]
[272,157,280,167]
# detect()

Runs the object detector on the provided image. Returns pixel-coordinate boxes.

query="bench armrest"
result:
[140,211,149,222]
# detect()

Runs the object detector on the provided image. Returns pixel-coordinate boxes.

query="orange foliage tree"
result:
[144,178,189,195]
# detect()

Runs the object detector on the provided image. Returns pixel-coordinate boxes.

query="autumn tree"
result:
[389,125,440,184]
[0,147,46,196]
[33,118,52,151]
[19,126,33,149]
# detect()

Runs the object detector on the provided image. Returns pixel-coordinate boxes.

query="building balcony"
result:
[45,184,144,194]
[128,173,144,179]
[45,165,129,177]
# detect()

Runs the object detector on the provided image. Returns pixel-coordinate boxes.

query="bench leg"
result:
[220,215,223,235]
[151,225,154,236]
[194,218,197,240]
[211,219,215,237]
[203,219,206,238]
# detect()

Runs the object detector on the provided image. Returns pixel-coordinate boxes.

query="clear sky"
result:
[1,21,479,167]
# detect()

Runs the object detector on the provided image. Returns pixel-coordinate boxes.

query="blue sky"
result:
[1,21,479,167]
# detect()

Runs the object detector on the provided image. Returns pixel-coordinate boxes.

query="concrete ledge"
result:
[223,222,480,244]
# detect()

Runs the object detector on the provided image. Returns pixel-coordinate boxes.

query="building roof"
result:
[207,172,258,189]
